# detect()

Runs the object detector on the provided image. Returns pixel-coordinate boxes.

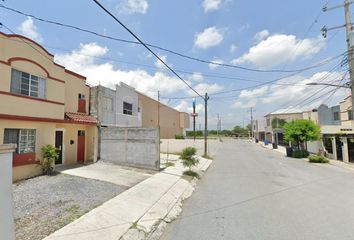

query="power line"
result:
[91,0,203,99]
[0,3,344,74]
[1,34,329,88]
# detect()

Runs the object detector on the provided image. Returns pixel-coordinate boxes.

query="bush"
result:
[308,155,329,163]
[175,134,185,139]
[183,170,200,179]
[292,150,309,158]
[186,131,203,137]
[180,147,199,171]
[41,145,58,175]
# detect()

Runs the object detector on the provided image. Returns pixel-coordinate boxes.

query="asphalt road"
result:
[160,140,354,240]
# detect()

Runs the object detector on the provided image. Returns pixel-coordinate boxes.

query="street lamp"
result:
[306,82,351,88]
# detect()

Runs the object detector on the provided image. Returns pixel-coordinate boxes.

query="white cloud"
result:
[189,72,204,82]
[203,0,222,12]
[194,26,224,49]
[117,0,149,14]
[18,17,43,43]
[232,34,326,68]
[208,58,224,69]
[253,29,270,42]
[230,71,348,111]
[154,55,170,69]
[230,44,238,53]
[239,86,269,99]
[175,100,203,114]
[232,99,257,109]
[54,43,188,98]
[190,83,224,95]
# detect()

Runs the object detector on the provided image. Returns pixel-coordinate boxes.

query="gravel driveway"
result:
[13,173,127,240]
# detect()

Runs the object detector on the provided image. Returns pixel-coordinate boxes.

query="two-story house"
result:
[0,32,98,181]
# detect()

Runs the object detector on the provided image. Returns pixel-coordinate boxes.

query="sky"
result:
[0,0,352,129]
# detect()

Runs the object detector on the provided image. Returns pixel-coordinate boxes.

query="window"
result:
[123,102,133,115]
[349,110,353,120]
[266,118,270,126]
[4,129,36,154]
[11,69,46,98]
[103,97,113,111]
[333,112,340,121]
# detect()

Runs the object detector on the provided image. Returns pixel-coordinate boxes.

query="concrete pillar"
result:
[0,144,16,240]
[331,137,337,160]
[342,137,349,163]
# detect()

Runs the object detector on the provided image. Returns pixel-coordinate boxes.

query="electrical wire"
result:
[91,0,203,99]
[0,3,343,74]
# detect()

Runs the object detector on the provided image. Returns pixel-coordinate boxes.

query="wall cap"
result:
[0,144,17,154]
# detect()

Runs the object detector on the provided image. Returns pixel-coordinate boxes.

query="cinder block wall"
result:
[100,127,160,170]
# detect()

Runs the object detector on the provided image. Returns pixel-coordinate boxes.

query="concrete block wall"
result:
[100,127,160,170]
[0,144,16,240]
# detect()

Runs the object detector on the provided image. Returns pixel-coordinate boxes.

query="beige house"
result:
[0,32,98,181]
[320,96,354,163]
[264,111,304,144]
[138,92,190,139]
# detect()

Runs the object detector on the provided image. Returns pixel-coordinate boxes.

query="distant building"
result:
[138,92,190,139]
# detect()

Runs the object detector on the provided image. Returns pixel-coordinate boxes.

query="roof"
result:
[266,108,304,116]
[65,112,97,125]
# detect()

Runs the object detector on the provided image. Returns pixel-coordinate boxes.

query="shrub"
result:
[180,147,199,171]
[175,134,185,139]
[308,155,329,163]
[292,150,309,158]
[41,145,58,175]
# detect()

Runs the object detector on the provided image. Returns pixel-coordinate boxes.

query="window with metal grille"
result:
[348,110,353,120]
[11,69,46,98]
[4,129,36,153]
[123,102,133,115]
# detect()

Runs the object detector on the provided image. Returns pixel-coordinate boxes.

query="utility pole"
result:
[217,113,220,138]
[193,98,196,141]
[157,90,160,128]
[248,107,254,140]
[344,0,354,120]
[204,93,209,156]
[322,0,354,119]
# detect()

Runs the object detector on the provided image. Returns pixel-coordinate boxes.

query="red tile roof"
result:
[65,112,97,125]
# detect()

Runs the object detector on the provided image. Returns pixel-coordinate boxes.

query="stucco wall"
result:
[138,93,189,138]
[318,104,341,125]
[0,144,16,240]
[91,84,140,127]
[100,127,160,170]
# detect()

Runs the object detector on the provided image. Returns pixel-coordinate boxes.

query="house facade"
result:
[264,111,304,144]
[320,96,354,163]
[138,92,190,139]
[0,32,98,181]
[90,83,141,127]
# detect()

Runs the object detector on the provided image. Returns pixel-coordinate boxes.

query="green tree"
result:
[232,125,248,136]
[180,147,199,171]
[283,119,321,150]
[271,118,287,129]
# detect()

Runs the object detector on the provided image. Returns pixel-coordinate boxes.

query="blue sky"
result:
[0,0,351,129]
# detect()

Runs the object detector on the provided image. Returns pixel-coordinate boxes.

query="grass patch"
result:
[308,155,329,163]
[183,170,200,179]
[202,154,214,160]
[165,162,175,167]
[130,221,138,229]
[65,204,80,215]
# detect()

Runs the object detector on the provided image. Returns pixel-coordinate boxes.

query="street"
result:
[160,140,354,240]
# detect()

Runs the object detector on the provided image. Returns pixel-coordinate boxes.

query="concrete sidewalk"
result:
[57,161,153,188]
[43,155,212,240]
